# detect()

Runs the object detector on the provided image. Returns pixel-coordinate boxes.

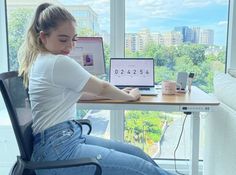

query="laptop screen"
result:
[110,58,155,87]
[69,37,106,75]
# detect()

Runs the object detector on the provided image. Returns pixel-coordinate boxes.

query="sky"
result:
[60,0,229,46]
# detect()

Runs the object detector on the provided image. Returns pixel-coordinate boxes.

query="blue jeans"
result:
[32,120,174,175]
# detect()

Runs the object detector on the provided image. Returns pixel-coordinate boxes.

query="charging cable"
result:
[174,113,189,175]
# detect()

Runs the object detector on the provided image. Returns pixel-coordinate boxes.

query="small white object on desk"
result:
[188,72,195,93]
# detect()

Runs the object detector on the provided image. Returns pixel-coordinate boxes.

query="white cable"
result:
[174,114,188,175]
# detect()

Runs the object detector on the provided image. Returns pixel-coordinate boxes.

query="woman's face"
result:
[40,21,77,55]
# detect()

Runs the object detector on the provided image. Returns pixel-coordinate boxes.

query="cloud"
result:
[183,0,211,8]
[183,0,228,8]
[215,0,228,4]
[218,20,228,26]
[59,0,109,14]
[126,0,183,19]
[138,0,158,6]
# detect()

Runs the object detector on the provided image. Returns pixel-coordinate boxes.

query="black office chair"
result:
[0,71,102,175]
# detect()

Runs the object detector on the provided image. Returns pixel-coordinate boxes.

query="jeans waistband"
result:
[33,120,82,145]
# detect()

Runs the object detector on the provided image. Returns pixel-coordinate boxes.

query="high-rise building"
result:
[125,29,153,52]
[125,26,214,52]
[163,31,183,46]
[199,29,214,45]
[137,28,152,51]
[152,32,164,45]
[192,27,201,44]
[174,26,194,43]
[125,33,137,52]
[69,5,99,36]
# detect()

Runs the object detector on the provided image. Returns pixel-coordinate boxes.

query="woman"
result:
[18,3,173,175]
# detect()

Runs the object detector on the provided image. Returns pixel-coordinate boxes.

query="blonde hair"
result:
[18,3,76,87]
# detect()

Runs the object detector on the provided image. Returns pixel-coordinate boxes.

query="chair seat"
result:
[0,71,101,175]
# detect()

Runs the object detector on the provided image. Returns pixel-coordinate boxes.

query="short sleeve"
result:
[52,55,91,92]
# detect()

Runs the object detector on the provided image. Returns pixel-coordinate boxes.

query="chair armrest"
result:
[74,119,92,135]
[20,157,102,175]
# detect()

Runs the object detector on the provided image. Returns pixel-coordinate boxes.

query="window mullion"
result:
[110,0,125,58]
[110,0,125,141]
[227,0,236,69]
[0,0,8,72]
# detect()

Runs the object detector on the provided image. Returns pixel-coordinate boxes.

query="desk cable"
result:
[174,112,190,175]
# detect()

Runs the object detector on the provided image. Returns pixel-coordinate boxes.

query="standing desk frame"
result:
[77,86,219,175]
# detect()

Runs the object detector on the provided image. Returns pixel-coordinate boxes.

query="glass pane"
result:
[0,94,19,175]
[4,0,110,173]
[7,0,110,136]
[125,0,229,160]
[7,0,110,72]
[125,0,228,92]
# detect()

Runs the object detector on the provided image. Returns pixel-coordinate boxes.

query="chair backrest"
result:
[0,71,33,161]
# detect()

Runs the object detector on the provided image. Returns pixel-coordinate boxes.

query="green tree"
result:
[8,8,33,70]
[155,66,175,83]
[216,50,226,63]
[187,44,206,65]
[125,111,164,144]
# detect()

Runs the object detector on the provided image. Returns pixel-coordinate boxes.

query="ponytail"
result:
[18,3,76,87]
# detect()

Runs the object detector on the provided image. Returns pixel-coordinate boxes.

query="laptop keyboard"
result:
[139,87,150,90]
[138,87,158,96]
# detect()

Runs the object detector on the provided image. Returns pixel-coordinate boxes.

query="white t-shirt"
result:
[29,53,91,134]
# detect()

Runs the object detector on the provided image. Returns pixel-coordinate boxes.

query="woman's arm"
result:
[81,76,140,101]
[80,92,110,100]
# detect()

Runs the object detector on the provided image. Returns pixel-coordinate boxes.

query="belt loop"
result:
[41,130,45,144]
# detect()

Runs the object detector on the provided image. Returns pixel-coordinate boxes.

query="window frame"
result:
[0,0,8,72]
[110,0,235,145]
[0,0,236,173]
[227,0,236,70]
[110,0,125,58]
[110,0,125,140]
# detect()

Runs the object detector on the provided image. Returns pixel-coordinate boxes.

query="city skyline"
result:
[61,0,229,46]
[128,0,228,46]
[125,26,215,52]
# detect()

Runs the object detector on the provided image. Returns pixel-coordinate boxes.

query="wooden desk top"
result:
[79,86,220,106]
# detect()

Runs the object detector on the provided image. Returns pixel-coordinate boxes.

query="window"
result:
[7,0,110,71]
[124,0,229,162]
[0,1,13,174]
[6,0,110,136]
[1,0,235,174]
[1,0,110,173]
[125,0,228,91]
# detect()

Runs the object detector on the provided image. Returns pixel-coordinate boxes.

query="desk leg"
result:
[190,112,200,175]
[110,110,124,141]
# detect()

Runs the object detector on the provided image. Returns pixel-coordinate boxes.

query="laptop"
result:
[69,37,106,75]
[109,58,158,96]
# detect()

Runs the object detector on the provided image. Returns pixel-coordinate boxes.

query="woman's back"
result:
[29,53,90,134]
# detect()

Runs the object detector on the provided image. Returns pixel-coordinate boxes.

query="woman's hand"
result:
[122,87,141,101]
[122,87,133,93]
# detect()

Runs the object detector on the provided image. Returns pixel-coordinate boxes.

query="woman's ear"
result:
[39,31,47,44]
